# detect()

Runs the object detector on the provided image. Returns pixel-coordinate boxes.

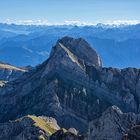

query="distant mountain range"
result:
[0,23,140,68]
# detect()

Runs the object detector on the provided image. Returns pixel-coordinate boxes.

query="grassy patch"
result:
[28,115,57,135]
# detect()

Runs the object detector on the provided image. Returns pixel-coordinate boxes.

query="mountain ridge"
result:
[0,37,139,135]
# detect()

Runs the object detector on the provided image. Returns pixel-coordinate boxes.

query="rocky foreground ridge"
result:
[0,37,140,140]
[0,106,139,140]
[0,115,84,140]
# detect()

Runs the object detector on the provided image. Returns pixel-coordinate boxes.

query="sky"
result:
[0,0,140,25]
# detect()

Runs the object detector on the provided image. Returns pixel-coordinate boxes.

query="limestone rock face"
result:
[0,37,139,133]
[86,66,140,112]
[88,106,140,140]
[53,37,102,67]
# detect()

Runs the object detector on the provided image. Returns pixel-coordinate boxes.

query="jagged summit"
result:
[51,36,102,67]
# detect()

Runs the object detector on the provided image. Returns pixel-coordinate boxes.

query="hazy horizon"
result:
[0,0,140,25]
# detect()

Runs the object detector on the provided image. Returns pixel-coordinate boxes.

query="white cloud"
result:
[105,20,140,25]
[2,19,50,25]
[64,20,97,26]
[58,20,140,26]
[0,19,140,26]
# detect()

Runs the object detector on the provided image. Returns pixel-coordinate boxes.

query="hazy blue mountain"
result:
[0,23,140,68]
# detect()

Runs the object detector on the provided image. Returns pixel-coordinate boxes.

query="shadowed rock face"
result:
[50,129,85,140]
[0,37,139,133]
[88,106,140,140]
[122,125,140,140]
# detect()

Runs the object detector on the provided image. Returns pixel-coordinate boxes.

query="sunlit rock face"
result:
[55,36,102,67]
[0,115,60,140]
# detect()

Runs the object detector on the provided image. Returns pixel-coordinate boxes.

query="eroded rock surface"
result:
[88,106,140,140]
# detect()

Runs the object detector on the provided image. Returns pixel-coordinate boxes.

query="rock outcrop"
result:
[0,115,60,140]
[0,62,26,83]
[88,106,140,140]
[0,114,84,140]
[53,36,102,67]
[0,36,139,134]
[50,129,85,140]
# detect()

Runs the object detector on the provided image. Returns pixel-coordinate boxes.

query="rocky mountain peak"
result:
[51,36,102,67]
[0,37,140,139]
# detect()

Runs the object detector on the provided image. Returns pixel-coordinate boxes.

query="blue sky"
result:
[0,0,140,25]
